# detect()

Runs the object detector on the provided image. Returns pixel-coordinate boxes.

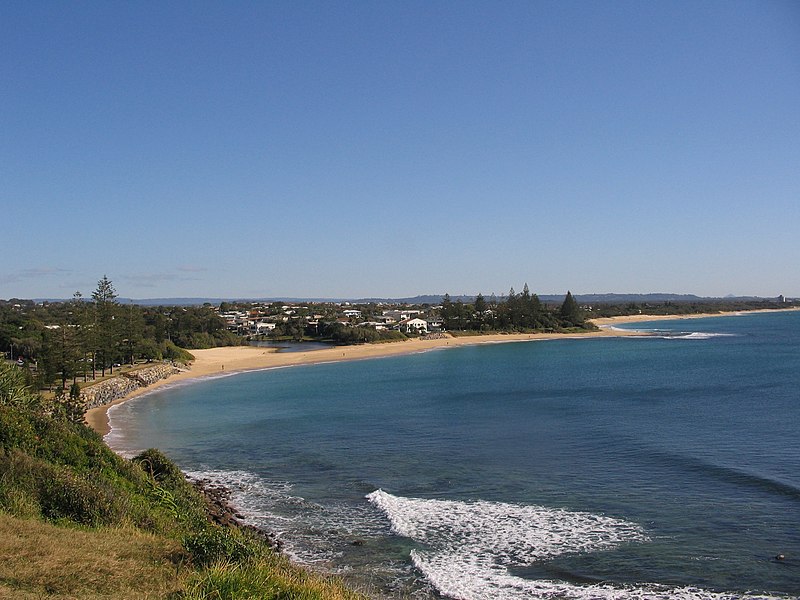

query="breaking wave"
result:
[367,490,790,600]
[664,332,738,340]
[182,469,389,568]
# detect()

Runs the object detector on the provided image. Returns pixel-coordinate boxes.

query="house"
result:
[399,318,428,334]
[383,309,421,322]
[359,321,387,330]
[374,314,398,325]
[426,317,444,331]
[342,309,362,318]
[251,321,276,335]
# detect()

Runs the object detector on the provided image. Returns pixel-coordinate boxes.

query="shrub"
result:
[161,340,195,363]
[134,448,186,487]
[0,362,42,411]
[0,449,122,526]
[182,526,262,567]
[38,464,122,526]
[0,406,37,453]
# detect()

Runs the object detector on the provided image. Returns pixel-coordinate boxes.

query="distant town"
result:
[1,276,794,396]
[218,302,441,337]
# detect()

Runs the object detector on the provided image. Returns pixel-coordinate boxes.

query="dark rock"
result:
[191,477,281,552]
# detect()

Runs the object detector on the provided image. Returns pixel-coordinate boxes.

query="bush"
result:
[182,526,262,567]
[0,449,122,526]
[134,448,185,487]
[39,464,122,526]
[0,362,42,411]
[0,406,37,453]
[161,340,195,363]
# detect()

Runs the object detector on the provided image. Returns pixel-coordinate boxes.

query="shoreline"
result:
[85,307,799,437]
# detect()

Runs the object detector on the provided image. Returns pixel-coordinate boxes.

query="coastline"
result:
[85,308,798,437]
[77,306,800,599]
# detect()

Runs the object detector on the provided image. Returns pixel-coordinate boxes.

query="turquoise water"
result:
[107,312,800,599]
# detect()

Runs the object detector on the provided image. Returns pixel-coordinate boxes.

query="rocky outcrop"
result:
[192,477,282,550]
[81,364,181,411]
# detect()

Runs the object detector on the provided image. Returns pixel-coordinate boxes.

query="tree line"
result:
[1,276,239,392]
[440,285,589,332]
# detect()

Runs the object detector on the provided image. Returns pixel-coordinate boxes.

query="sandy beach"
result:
[85,308,798,436]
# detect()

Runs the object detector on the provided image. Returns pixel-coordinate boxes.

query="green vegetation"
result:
[585,298,792,319]
[1,276,238,394]
[0,361,365,599]
[323,323,407,344]
[439,285,595,332]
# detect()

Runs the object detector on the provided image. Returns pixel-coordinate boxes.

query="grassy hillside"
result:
[0,362,366,600]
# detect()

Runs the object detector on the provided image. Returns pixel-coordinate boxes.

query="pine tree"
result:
[559,291,582,326]
[474,293,487,315]
[441,293,454,330]
[92,275,119,377]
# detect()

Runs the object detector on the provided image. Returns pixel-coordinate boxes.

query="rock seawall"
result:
[82,364,181,411]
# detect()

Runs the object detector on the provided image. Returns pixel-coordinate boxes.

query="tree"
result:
[474,293,487,315]
[559,291,582,326]
[54,382,85,424]
[474,293,487,328]
[506,287,519,328]
[518,283,543,329]
[441,294,455,330]
[121,301,145,366]
[70,291,92,382]
[454,299,467,330]
[92,275,119,376]
[51,322,81,389]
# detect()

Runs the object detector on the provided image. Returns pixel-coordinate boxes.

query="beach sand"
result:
[85,308,797,436]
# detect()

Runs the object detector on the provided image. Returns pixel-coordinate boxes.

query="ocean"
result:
[106,311,800,599]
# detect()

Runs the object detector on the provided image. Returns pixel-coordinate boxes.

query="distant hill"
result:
[354,293,776,305]
[24,293,788,307]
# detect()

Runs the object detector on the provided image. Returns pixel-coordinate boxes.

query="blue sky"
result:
[2,1,799,300]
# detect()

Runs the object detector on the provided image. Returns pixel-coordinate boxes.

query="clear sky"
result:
[2,1,799,300]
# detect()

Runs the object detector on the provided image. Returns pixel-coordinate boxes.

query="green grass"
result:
[0,362,367,599]
[0,512,185,599]
[179,557,364,600]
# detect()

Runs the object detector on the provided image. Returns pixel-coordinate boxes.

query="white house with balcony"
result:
[399,318,428,334]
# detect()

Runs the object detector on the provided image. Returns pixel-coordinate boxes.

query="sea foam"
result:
[367,490,789,600]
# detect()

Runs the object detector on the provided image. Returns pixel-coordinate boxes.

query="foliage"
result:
[0,397,366,597]
[162,340,196,363]
[51,383,86,425]
[323,323,406,344]
[559,290,582,326]
[0,310,369,600]
[0,277,234,392]
[182,526,263,568]
[440,285,589,332]
[0,362,42,411]
[0,397,192,533]
[178,557,365,599]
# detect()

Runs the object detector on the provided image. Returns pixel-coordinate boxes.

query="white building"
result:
[399,318,428,334]
[383,309,421,322]
[252,322,276,334]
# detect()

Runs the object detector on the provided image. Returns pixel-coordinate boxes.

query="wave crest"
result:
[367,490,789,600]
